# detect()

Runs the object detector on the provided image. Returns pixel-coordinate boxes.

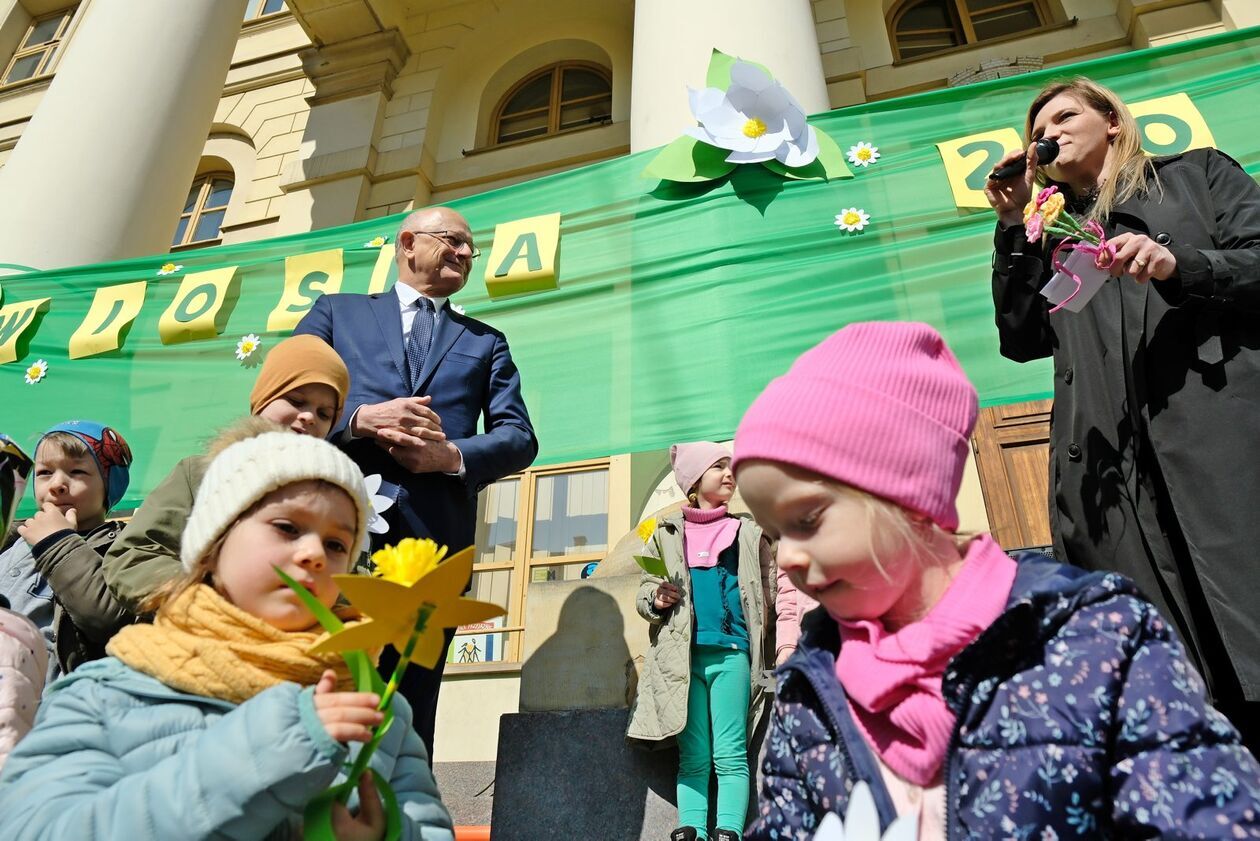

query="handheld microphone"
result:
[989,138,1059,181]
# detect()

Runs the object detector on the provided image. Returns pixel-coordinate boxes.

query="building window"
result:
[890,0,1048,61]
[1,8,73,87]
[492,62,612,146]
[458,459,611,666]
[172,174,233,248]
[244,0,287,19]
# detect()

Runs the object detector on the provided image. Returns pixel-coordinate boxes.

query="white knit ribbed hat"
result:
[180,431,371,571]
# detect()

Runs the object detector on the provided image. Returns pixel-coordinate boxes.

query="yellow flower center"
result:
[372,537,448,586]
[742,117,768,138]
[241,341,255,353]
[26,365,40,378]
[160,263,176,273]
[857,148,872,161]
[843,211,862,226]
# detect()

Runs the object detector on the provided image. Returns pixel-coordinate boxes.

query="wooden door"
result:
[971,399,1053,551]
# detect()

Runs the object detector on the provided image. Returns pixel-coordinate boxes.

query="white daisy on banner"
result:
[363,473,396,535]
[846,142,880,167]
[156,262,183,276]
[23,359,48,385]
[364,235,388,248]
[812,781,917,841]
[450,303,466,315]
[235,334,262,361]
[835,208,871,233]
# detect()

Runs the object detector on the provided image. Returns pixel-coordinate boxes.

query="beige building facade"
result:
[1,0,1256,796]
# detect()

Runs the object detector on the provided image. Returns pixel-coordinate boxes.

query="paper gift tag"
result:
[1041,248,1110,313]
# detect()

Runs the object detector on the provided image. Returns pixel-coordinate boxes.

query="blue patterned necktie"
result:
[405,297,434,392]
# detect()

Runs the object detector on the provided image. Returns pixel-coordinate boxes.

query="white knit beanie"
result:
[180,431,371,571]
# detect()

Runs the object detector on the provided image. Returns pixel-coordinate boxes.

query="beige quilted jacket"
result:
[626,511,775,744]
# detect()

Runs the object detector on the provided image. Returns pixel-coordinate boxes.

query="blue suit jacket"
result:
[294,292,537,553]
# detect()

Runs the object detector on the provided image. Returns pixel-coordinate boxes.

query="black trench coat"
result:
[991,148,1260,703]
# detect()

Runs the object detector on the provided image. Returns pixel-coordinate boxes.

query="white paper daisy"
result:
[450,303,466,315]
[23,359,48,385]
[364,235,388,248]
[235,333,262,361]
[846,141,880,168]
[156,262,183,276]
[835,208,871,233]
[363,473,396,535]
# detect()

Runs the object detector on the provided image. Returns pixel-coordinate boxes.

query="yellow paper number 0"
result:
[937,92,1215,210]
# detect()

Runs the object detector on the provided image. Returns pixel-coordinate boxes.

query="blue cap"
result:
[38,421,133,511]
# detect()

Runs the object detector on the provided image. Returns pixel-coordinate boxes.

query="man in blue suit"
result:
[295,206,537,759]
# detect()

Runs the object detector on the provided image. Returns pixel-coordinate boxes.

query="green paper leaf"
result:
[634,554,669,579]
[274,567,385,696]
[762,130,854,182]
[705,49,774,90]
[642,136,735,183]
[301,770,402,841]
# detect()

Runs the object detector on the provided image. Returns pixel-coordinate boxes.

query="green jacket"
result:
[626,511,775,744]
[101,456,206,616]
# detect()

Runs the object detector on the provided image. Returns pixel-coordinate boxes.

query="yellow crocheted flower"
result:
[371,537,447,587]
[1040,192,1066,228]
[1022,198,1039,225]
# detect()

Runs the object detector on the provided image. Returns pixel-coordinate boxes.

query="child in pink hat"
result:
[734,321,1259,840]
[626,442,774,841]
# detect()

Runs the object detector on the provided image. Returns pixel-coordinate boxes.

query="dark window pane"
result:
[497,112,549,143]
[3,53,42,84]
[262,0,287,14]
[206,179,233,209]
[182,184,200,213]
[23,15,64,49]
[530,469,608,558]
[561,68,609,102]
[900,0,955,31]
[503,72,552,115]
[559,98,611,130]
[171,216,190,246]
[897,32,960,58]
[965,0,1023,10]
[972,6,1041,40]
[191,209,225,243]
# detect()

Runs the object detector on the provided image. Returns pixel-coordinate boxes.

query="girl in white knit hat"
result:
[0,419,455,841]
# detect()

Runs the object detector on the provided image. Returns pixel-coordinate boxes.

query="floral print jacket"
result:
[749,553,1260,840]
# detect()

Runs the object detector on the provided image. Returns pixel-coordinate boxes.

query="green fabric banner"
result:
[3,27,1260,515]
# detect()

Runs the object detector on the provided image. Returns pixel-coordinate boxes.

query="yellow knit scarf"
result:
[107,583,355,704]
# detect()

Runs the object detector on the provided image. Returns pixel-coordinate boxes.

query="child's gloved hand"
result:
[17,501,78,546]
[331,772,387,841]
[313,669,383,743]
[653,581,681,611]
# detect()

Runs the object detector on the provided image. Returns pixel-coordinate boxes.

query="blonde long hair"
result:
[1025,77,1157,221]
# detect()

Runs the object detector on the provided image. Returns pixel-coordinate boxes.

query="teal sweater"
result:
[690,538,749,652]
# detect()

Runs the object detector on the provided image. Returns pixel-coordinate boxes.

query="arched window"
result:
[172,173,233,248]
[244,0,287,20]
[890,0,1048,61]
[492,62,612,146]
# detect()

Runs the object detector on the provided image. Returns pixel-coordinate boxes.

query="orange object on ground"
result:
[454,826,491,841]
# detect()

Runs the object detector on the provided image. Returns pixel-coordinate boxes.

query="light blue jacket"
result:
[0,657,455,840]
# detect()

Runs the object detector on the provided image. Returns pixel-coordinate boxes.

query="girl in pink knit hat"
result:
[733,321,1259,840]
[626,442,775,841]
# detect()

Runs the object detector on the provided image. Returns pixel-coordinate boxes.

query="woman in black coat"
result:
[984,76,1260,750]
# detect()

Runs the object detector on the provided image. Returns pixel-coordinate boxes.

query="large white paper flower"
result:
[363,473,395,535]
[812,781,917,841]
[685,60,819,167]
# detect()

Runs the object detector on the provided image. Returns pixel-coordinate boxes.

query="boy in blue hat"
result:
[0,422,133,681]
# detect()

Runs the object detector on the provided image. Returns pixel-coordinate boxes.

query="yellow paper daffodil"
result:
[636,517,657,544]
[311,543,505,669]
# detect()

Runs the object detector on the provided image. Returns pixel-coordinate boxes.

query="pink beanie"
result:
[670,441,731,495]
[732,322,977,530]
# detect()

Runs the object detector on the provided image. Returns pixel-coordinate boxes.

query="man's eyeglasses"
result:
[412,230,480,259]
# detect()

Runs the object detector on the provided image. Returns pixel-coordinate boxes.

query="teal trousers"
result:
[676,645,750,838]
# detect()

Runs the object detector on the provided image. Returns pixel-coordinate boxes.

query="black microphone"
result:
[989,138,1059,181]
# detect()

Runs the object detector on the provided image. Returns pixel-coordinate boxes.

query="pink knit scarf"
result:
[833,535,1016,785]
[681,505,740,569]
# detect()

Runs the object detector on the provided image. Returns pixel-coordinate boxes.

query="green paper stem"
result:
[274,567,385,695]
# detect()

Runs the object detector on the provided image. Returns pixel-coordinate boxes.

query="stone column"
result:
[275,29,409,234]
[0,0,248,271]
[629,0,829,152]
